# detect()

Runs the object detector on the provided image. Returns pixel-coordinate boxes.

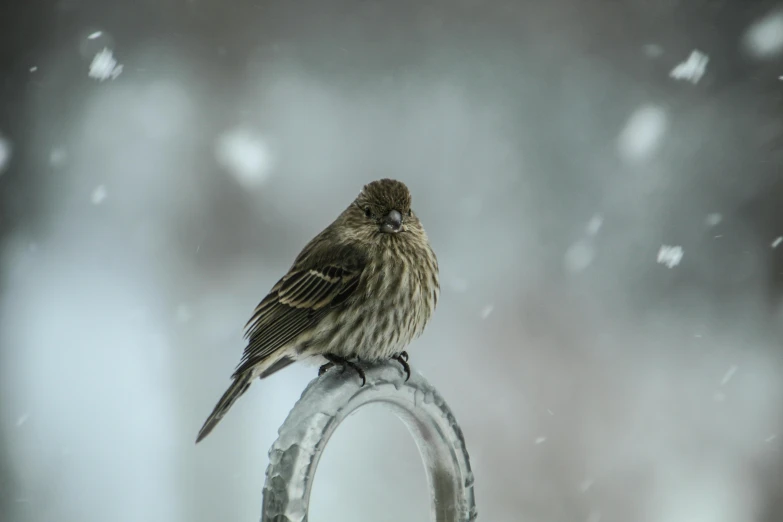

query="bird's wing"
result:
[232,240,366,378]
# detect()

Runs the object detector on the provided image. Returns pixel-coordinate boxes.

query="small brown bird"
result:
[196,178,440,443]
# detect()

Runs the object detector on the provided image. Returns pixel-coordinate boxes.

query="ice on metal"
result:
[261,360,477,522]
[657,245,684,268]
[669,50,709,84]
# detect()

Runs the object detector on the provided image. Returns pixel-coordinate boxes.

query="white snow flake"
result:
[586,214,603,236]
[88,48,123,81]
[480,305,494,319]
[720,365,738,386]
[535,436,547,445]
[772,236,782,248]
[617,105,668,162]
[564,239,595,273]
[0,136,11,173]
[91,185,108,205]
[705,213,722,227]
[88,31,103,40]
[744,10,783,59]
[670,50,709,84]
[657,245,684,268]
[215,128,275,189]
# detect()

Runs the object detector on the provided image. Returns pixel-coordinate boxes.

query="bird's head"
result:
[342,178,424,240]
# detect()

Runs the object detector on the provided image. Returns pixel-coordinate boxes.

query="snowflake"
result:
[670,50,709,84]
[91,185,108,205]
[89,48,123,81]
[215,128,274,188]
[744,10,783,59]
[617,106,667,162]
[0,136,11,173]
[657,245,684,268]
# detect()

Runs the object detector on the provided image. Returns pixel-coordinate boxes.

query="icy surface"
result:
[262,361,477,522]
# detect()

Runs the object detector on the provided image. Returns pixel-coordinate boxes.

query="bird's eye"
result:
[364,206,372,218]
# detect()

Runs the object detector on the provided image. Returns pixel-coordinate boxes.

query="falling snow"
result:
[535,436,547,445]
[0,136,10,173]
[586,214,603,236]
[721,365,738,386]
[91,185,107,205]
[771,236,782,248]
[705,213,723,227]
[564,239,595,273]
[669,50,709,84]
[15,414,29,427]
[617,106,668,162]
[580,479,595,493]
[215,128,274,189]
[88,31,103,40]
[50,147,67,167]
[657,245,684,268]
[643,43,664,57]
[175,304,192,323]
[88,48,123,81]
[480,305,494,319]
[448,277,469,293]
[744,10,783,59]
[29,66,37,72]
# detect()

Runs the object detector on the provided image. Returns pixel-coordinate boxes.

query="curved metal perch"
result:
[261,361,477,522]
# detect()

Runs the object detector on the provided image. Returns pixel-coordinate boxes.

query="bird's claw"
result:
[394,353,411,382]
[321,354,366,386]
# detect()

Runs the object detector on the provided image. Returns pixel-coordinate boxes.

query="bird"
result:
[196,178,440,443]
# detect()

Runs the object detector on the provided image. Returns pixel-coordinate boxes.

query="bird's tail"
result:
[196,372,253,443]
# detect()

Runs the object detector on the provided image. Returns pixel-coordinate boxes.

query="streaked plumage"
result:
[196,178,439,443]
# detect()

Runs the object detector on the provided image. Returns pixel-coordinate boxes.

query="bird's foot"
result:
[394,352,411,382]
[320,354,366,386]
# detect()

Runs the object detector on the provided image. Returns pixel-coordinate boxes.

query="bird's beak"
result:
[380,209,403,234]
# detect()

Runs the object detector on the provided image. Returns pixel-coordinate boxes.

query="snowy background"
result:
[2,1,783,521]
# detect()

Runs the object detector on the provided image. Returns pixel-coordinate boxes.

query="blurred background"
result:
[2,0,783,521]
